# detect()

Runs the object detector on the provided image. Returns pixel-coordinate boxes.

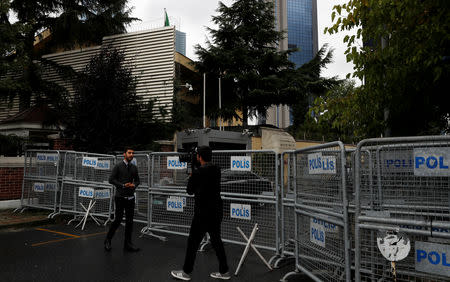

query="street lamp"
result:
[178,82,193,91]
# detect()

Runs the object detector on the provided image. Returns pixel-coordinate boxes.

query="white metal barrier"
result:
[354,136,450,281]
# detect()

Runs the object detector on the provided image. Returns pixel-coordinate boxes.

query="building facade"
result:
[0,26,200,150]
[264,0,318,128]
[0,26,188,124]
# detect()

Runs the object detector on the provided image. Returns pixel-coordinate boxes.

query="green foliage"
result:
[0,134,23,156]
[328,0,450,137]
[1,0,138,110]
[196,0,339,131]
[64,48,173,153]
[195,0,297,126]
[289,45,341,129]
[298,80,368,143]
[171,95,203,129]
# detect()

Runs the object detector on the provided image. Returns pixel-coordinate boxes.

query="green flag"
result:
[164,9,170,26]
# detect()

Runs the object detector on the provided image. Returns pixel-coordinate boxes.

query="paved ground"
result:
[0,209,311,282]
[0,208,51,228]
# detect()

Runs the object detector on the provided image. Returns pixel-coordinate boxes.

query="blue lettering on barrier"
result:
[167,201,183,209]
[83,158,97,166]
[231,208,250,218]
[312,217,337,231]
[34,183,45,192]
[97,161,110,169]
[166,197,184,212]
[417,249,450,267]
[415,156,449,169]
[311,227,325,243]
[231,160,250,169]
[230,204,251,220]
[46,155,58,162]
[309,157,335,172]
[168,160,186,168]
[399,224,449,233]
[79,189,93,197]
[386,159,413,168]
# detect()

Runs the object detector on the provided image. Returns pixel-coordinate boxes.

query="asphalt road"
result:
[0,220,311,282]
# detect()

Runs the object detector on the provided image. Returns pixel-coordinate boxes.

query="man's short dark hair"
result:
[124,146,134,153]
[197,146,212,162]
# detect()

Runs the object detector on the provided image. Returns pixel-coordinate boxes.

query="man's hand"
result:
[124,183,135,188]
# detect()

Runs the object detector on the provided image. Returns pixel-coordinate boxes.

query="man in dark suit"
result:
[104,147,140,252]
[171,146,230,280]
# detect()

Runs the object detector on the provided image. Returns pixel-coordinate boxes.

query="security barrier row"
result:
[354,136,450,282]
[279,142,352,282]
[16,135,450,281]
[141,150,280,256]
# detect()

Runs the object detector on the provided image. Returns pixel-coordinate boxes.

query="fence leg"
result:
[235,223,272,276]
[236,225,273,271]
[198,233,210,252]
[75,200,97,230]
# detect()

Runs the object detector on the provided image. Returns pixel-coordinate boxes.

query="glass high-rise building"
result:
[175,30,186,56]
[286,0,318,67]
[263,0,318,128]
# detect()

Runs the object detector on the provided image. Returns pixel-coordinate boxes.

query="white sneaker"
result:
[210,272,231,280]
[171,270,191,281]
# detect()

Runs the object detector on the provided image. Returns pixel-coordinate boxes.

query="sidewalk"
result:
[0,208,53,229]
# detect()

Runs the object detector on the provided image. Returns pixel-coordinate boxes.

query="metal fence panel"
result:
[58,152,115,221]
[121,154,150,224]
[145,152,195,237]
[274,151,296,268]
[285,142,351,282]
[213,150,279,252]
[62,152,115,184]
[20,150,65,215]
[59,181,113,219]
[354,136,450,282]
[144,150,280,254]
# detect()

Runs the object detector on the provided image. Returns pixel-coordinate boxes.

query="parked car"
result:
[220,169,274,197]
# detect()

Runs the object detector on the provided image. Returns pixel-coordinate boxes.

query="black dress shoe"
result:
[104,238,111,251]
[124,243,140,252]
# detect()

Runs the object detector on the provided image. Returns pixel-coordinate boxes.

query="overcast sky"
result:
[127,0,357,81]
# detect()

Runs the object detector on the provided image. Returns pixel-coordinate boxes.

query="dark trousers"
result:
[183,217,229,274]
[106,196,135,245]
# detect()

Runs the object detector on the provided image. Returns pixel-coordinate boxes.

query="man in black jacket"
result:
[171,146,230,281]
[104,147,140,252]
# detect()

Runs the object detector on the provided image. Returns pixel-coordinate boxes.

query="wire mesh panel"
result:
[354,136,450,282]
[124,154,150,224]
[213,150,278,252]
[148,190,195,236]
[59,151,115,219]
[59,181,113,219]
[291,142,351,282]
[145,150,279,254]
[277,151,297,264]
[146,152,196,236]
[20,150,63,214]
[21,178,59,212]
[72,152,115,184]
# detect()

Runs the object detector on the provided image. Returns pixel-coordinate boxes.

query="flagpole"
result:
[203,73,206,128]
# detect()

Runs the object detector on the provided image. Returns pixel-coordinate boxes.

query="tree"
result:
[1,0,137,111]
[196,0,339,129]
[195,0,297,127]
[326,0,450,137]
[299,79,363,143]
[64,48,168,153]
[0,0,27,105]
[0,134,23,156]
[289,46,341,131]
